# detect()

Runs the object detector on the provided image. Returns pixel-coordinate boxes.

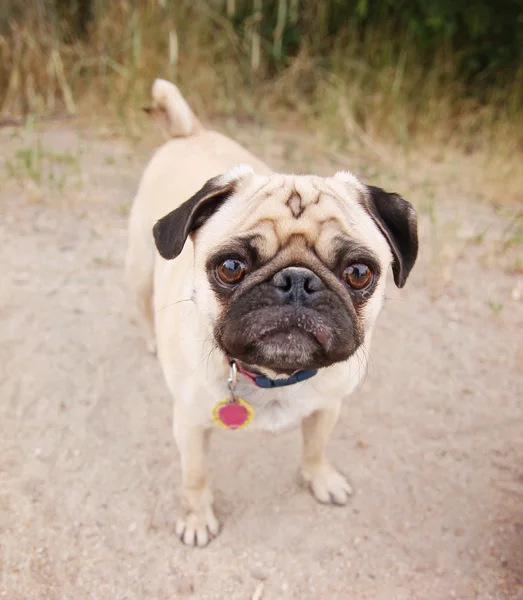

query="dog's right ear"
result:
[153,176,234,260]
[153,166,254,260]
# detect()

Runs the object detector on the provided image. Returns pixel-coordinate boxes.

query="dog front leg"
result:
[173,401,219,547]
[301,401,353,505]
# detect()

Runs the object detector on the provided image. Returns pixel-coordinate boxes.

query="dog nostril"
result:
[280,275,292,292]
[303,273,323,294]
[272,270,293,292]
[304,278,313,294]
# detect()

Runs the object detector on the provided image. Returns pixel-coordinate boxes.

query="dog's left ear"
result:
[363,186,419,288]
[153,166,253,260]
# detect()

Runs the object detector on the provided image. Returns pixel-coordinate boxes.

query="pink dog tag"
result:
[212,397,254,430]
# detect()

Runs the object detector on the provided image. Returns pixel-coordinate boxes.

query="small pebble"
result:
[251,583,264,600]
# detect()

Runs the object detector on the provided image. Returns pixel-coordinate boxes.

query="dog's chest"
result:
[172,352,364,432]
[230,378,343,432]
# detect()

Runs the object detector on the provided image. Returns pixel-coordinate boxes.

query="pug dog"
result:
[125,79,418,547]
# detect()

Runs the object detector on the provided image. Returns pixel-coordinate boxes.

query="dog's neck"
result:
[231,359,318,389]
[236,361,292,380]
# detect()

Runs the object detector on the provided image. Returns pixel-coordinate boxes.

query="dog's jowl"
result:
[126,79,418,547]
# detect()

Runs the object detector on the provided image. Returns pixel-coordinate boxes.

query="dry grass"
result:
[0,1,522,203]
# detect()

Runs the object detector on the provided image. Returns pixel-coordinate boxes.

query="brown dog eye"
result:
[216,259,246,285]
[343,263,372,290]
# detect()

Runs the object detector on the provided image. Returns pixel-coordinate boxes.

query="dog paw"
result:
[302,462,353,505]
[175,509,220,547]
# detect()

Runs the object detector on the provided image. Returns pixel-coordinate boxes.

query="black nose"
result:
[272,267,325,302]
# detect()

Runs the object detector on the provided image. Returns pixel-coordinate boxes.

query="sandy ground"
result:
[0,122,522,600]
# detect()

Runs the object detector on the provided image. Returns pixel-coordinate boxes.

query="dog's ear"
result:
[363,186,418,288]
[153,166,253,260]
[153,176,234,260]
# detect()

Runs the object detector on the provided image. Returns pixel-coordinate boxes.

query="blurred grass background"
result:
[1,0,522,175]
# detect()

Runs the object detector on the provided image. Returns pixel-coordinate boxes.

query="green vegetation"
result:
[4,120,83,190]
[0,1,521,192]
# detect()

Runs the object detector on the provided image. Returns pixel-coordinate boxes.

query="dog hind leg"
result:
[125,214,157,355]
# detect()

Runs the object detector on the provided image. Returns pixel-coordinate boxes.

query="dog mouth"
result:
[217,307,355,373]
[253,328,327,372]
[250,310,334,349]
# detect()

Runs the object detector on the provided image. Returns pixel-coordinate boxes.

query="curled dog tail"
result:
[144,79,202,138]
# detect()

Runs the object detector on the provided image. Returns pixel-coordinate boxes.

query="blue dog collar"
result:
[234,360,318,389]
[253,369,318,388]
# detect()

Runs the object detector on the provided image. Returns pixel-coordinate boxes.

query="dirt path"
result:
[0,124,522,600]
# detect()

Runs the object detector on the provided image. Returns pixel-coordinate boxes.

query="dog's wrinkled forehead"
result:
[153,164,417,287]
[198,168,391,264]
